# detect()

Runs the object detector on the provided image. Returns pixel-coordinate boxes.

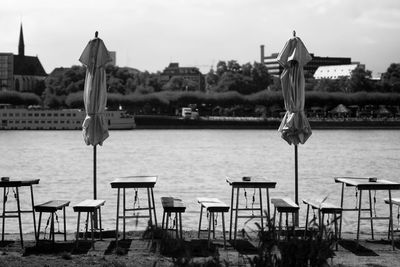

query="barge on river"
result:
[0,104,135,130]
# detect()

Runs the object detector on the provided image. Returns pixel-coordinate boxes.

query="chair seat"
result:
[384,198,400,206]
[161,197,186,212]
[303,199,342,213]
[203,202,230,212]
[35,200,70,213]
[73,199,105,212]
[271,198,299,212]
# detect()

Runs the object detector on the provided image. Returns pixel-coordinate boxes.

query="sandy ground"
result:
[0,230,400,267]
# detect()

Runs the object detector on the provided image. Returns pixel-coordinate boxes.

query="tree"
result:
[227,60,241,73]
[216,61,227,77]
[251,62,271,90]
[348,66,373,92]
[382,63,400,93]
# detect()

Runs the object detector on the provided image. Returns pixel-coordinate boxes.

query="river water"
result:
[0,129,400,235]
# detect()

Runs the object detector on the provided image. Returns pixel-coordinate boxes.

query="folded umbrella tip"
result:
[95,31,98,38]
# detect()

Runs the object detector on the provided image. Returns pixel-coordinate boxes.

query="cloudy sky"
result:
[2,0,400,75]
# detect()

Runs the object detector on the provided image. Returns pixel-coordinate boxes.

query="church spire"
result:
[18,23,25,56]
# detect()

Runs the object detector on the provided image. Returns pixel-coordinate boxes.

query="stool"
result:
[271,198,299,240]
[34,200,70,244]
[303,199,342,249]
[197,197,229,248]
[161,197,186,239]
[384,198,400,239]
[73,199,105,249]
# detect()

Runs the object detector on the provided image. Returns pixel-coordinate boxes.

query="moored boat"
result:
[0,104,135,130]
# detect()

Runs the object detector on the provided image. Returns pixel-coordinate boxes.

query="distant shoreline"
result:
[134,115,400,130]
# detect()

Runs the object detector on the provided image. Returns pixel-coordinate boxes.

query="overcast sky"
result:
[2,0,400,75]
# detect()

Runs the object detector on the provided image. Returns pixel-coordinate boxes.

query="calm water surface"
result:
[0,129,399,235]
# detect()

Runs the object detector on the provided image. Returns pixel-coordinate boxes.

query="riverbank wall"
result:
[134,115,400,130]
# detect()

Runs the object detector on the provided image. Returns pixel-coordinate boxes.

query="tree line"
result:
[2,61,400,115]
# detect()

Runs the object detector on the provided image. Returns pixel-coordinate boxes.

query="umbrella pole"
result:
[94,145,97,200]
[93,145,99,229]
[294,144,299,226]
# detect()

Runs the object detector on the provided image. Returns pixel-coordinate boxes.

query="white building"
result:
[313,64,359,79]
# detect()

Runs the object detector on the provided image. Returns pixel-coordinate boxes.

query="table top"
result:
[334,177,400,190]
[0,178,40,187]
[226,176,276,188]
[110,176,157,188]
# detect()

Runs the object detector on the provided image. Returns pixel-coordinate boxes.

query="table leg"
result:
[266,188,271,228]
[388,190,394,250]
[259,188,264,231]
[339,183,344,239]
[147,188,153,228]
[234,187,240,242]
[229,186,234,241]
[116,188,120,246]
[30,185,37,241]
[356,190,363,245]
[2,188,6,242]
[151,188,157,226]
[123,188,126,239]
[16,187,23,247]
[334,212,338,250]
[222,212,226,249]
[368,190,374,240]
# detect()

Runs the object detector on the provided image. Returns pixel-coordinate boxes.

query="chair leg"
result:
[166,212,170,232]
[278,212,282,241]
[179,212,183,239]
[99,208,103,241]
[222,212,226,249]
[85,212,89,240]
[175,212,179,239]
[162,211,166,230]
[207,212,212,248]
[304,205,310,238]
[76,211,81,248]
[198,206,203,238]
[63,207,67,241]
[37,211,42,243]
[50,212,55,243]
[90,212,95,250]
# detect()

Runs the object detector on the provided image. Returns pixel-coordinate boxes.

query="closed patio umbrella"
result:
[277,31,312,207]
[79,31,112,200]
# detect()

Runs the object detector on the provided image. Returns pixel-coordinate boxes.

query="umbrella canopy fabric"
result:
[79,37,112,146]
[277,36,312,145]
[330,104,350,114]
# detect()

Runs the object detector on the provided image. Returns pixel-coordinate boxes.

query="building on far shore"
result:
[313,64,361,79]
[260,44,352,77]
[0,24,47,92]
[160,63,205,91]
